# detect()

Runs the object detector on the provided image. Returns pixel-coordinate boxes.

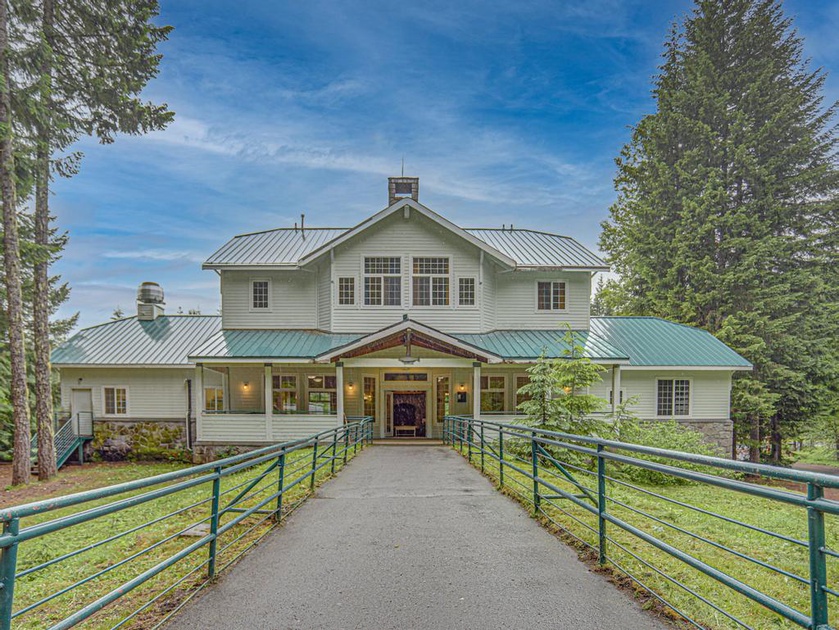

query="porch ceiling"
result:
[326,329,491,363]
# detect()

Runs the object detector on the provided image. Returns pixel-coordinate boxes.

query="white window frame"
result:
[363,257,402,308]
[514,373,531,412]
[655,378,692,418]
[337,276,356,307]
[457,276,477,308]
[480,374,507,414]
[272,374,299,414]
[204,386,225,413]
[609,389,626,406]
[412,256,450,307]
[535,279,567,312]
[102,386,129,417]
[249,277,272,312]
[306,374,338,414]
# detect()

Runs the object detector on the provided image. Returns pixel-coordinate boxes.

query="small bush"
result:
[614,419,726,486]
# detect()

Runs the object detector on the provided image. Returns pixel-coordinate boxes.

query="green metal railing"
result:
[444,415,839,630]
[0,417,373,629]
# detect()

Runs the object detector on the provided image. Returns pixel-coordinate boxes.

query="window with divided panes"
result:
[480,375,506,413]
[458,277,476,306]
[308,375,337,414]
[104,387,128,415]
[251,280,270,310]
[273,375,298,413]
[364,257,401,306]
[413,257,449,306]
[537,281,565,310]
[657,379,690,416]
[338,277,355,306]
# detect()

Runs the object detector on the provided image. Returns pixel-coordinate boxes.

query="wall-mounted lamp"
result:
[242,381,250,390]
[458,383,467,392]
[347,381,355,390]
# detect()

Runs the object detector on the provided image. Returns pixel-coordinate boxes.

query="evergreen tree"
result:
[517,329,608,436]
[600,0,839,462]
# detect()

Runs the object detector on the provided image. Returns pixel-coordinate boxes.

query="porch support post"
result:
[264,363,273,441]
[611,365,621,416]
[336,362,345,427]
[472,361,481,420]
[194,363,203,442]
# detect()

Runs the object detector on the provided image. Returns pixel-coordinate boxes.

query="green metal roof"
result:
[52,314,750,368]
[190,329,362,360]
[589,317,752,367]
[52,315,221,366]
[452,330,629,361]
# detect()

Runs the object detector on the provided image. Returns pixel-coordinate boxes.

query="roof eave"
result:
[621,365,753,371]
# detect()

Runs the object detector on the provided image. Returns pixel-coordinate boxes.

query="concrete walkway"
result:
[167,446,666,630]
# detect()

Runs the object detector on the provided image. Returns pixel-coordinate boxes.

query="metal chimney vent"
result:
[137,282,165,320]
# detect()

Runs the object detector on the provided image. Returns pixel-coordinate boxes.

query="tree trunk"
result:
[34,0,57,481]
[0,0,31,486]
[749,414,761,463]
[769,414,782,465]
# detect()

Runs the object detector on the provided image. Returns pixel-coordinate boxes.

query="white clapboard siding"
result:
[221,270,318,329]
[317,264,331,330]
[480,257,497,332]
[60,367,193,420]
[329,210,486,333]
[271,415,340,441]
[591,369,732,420]
[199,414,268,442]
[494,271,591,330]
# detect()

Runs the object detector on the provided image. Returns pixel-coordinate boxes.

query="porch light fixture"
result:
[458,383,466,392]
[242,381,250,390]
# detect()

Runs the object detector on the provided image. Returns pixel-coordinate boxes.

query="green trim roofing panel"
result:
[190,329,363,360]
[589,317,752,367]
[452,330,628,361]
[52,315,751,368]
[51,315,221,366]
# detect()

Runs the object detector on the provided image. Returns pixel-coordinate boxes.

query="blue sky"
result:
[52,0,839,329]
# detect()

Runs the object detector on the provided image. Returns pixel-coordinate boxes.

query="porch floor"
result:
[166,446,665,629]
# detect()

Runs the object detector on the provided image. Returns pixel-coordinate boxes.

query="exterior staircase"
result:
[30,413,93,473]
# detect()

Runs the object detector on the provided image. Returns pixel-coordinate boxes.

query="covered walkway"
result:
[167,446,666,629]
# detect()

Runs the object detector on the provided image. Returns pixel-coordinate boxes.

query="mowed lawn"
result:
[452,442,839,630]
[0,444,360,629]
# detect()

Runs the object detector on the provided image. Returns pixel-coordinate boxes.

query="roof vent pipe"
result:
[137,282,165,321]
[300,213,305,236]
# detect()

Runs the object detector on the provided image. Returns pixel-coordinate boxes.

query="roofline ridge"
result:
[466,227,575,240]
[230,226,352,239]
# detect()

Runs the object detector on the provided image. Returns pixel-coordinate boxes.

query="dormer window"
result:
[364,257,401,306]
[413,257,449,306]
[537,281,566,311]
[250,278,271,311]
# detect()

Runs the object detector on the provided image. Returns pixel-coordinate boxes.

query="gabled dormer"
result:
[202,177,608,334]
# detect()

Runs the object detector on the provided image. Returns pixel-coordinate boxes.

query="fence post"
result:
[0,518,20,630]
[531,432,540,513]
[331,430,338,474]
[597,444,607,566]
[275,449,286,522]
[343,426,350,465]
[807,483,829,629]
[208,466,221,579]
[480,423,485,473]
[310,438,320,491]
[498,426,504,488]
[353,424,359,455]
[467,421,473,463]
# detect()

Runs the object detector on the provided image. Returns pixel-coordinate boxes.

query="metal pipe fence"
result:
[0,418,373,630]
[444,415,839,630]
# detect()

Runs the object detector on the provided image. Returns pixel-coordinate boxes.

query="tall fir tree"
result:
[24,0,172,479]
[600,0,839,462]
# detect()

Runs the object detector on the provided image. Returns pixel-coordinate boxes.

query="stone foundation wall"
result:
[191,443,265,464]
[91,419,188,461]
[676,418,733,457]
